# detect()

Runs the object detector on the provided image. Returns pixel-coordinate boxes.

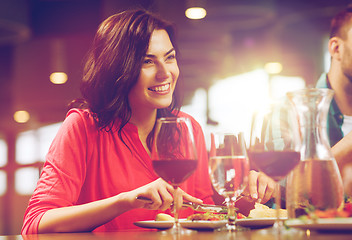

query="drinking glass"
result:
[151,117,198,234]
[248,100,301,234]
[209,132,250,231]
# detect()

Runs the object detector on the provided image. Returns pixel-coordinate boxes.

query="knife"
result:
[136,196,228,213]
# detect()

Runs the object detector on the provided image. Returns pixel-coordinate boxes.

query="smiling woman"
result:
[21,9,214,234]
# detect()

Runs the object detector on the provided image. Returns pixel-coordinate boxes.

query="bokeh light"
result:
[13,110,30,123]
[185,7,207,19]
[264,62,283,74]
[50,72,68,84]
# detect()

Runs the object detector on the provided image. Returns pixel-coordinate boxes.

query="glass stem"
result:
[173,187,180,229]
[274,181,283,232]
[226,196,237,231]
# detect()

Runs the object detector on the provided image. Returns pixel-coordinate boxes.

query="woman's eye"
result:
[143,59,153,64]
[166,54,176,61]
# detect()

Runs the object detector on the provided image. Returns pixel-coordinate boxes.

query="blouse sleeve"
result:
[21,109,93,234]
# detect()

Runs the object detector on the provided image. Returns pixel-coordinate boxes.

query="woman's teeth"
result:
[149,84,169,92]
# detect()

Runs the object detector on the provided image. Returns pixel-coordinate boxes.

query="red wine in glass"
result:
[152,159,198,186]
[248,150,300,181]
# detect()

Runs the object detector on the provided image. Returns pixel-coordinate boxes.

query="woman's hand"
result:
[243,170,276,204]
[129,178,203,211]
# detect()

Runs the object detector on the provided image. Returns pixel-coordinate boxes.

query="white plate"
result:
[134,220,174,230]
[236,218,287,228]
[180,220,227,230]
[134,220,227,231]
[285,218,352,231]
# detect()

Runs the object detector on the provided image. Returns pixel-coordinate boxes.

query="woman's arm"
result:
[38,178,203,233]
[38,192,132,233]
[38,178,171,233]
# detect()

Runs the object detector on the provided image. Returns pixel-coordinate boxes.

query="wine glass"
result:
[209,132,250,231]
[248,100,301,234]
[151,117,198,234]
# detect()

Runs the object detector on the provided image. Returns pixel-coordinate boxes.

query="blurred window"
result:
[16,122,61,164]
[0,138,7,196]
[15,122,61,194]
[37,123,62,161]
[323,36,330,73]
[0,138,7,167]
[15,167,40,195]
[0,171,6,196]
[182,69,305,149]
[16,130,37,164]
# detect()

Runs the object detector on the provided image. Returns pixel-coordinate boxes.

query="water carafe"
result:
[286,88,344,218]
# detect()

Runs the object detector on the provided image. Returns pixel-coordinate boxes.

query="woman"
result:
[22,9,275,234]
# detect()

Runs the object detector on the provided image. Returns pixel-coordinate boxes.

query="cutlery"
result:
[136,196,230,213]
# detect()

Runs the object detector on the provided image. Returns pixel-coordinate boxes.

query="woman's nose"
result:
[156,63,170,80]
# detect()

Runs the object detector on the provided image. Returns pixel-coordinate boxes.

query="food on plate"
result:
[186,212,246,221]
[303,202,352,219]
[156,202,289,222]
[187,212,227,221]
[248,203,287,219]
[155,213,174,221]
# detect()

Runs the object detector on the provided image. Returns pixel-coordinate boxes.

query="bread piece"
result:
[248,203,287,218]
[155,213,174,221]
[254,202,270,210]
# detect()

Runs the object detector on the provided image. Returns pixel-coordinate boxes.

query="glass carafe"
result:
[286,88,344,218]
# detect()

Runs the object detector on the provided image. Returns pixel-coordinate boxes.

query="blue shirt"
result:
[316,73,344,147]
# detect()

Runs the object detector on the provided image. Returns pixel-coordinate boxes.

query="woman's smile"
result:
[148,83,170,93]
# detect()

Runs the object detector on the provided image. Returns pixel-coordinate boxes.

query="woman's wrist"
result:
[113,192,137,214]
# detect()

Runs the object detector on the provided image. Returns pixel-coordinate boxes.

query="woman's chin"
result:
[154,100,173,109]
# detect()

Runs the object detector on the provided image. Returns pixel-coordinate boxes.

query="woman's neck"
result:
[129,109,157,155]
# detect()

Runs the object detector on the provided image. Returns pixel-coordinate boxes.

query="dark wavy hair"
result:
[330,5,352,39]
[71,9,181,148]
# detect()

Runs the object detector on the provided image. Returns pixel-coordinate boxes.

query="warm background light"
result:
[185,7,207,19]
[13,110,30,123]
[264,62,283,74]
[49,72,68,84]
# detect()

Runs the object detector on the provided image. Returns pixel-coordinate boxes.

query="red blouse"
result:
[21,109,214,234]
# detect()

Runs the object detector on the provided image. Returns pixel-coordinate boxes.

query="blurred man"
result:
[316,6,352,196]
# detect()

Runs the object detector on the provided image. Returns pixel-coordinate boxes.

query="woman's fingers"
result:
[136,192,162,210]
[135,178,203,211]
[157,187,174,211]
[135,178,175,210]
[180,189,203,204]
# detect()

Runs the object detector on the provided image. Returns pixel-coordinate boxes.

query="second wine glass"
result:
[248,100,301,234]
[209,132,250,231]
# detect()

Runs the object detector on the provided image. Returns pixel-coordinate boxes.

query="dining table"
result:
[1,227,352,240]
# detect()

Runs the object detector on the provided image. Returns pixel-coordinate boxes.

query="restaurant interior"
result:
[0,0,351,235]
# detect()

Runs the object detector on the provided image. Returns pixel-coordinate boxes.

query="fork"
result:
[136,196,228,213]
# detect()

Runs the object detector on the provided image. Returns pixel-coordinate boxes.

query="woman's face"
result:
[128,29,179,113]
